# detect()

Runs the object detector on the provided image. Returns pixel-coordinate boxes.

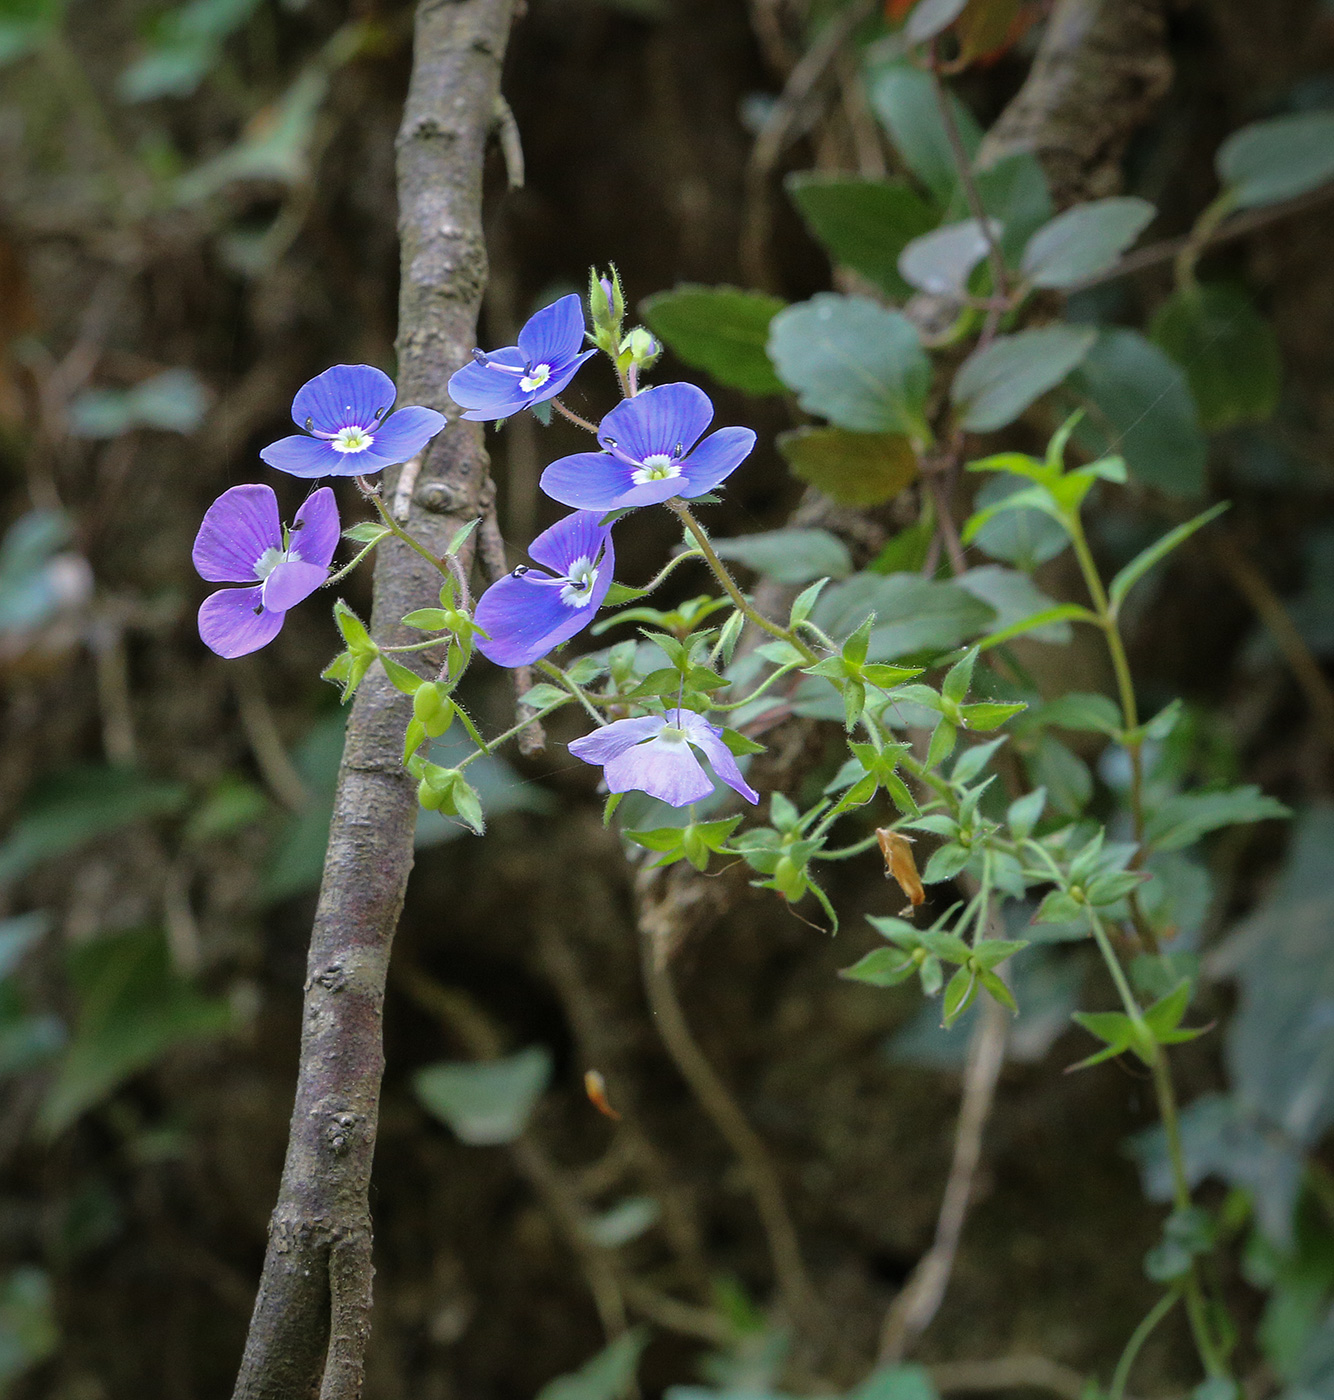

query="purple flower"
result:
[474,510,615,667]
[259,364,445,479]
[447,294,596,422]
[568,708,760,808]
[539,382,756,511]
[193,484,339,657]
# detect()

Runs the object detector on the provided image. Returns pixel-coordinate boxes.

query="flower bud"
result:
[413,681,445,724]
[588,264,625,354]
[417,777,444,811]
[620,326,661,371]
[424,698,455,739]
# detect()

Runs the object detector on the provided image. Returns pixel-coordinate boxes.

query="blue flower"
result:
[447,294,595,421]
[540,383,755,511]
[474,510,616,667]
[260,364,445,479]
[193,484,339,657]
[568,708,759,808]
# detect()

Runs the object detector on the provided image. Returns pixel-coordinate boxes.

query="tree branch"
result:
[228,3,515,1396]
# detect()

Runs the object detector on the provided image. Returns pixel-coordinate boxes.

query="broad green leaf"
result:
[1144,785,1289,852]
[967,472,1070,569]
[118,0,262,101]
[776,427,918,506]
[537,1330,649,1400]
[1024,734,1092,816]
[1007,786,1046,840]
[1020,197,1155,288]
[68,369,211,438]
[0,767,188,886]
[39,928,231,1138]
[1032,691,1123,735]
[1216,111,1334,210]
[840,946,917,987]
[639,285,786,395]
[898,218,997,298]
[1150,284,1281,430]
[1069,329,1207,498]
[785,174,936,296]
[813,572,994,660]
[768,294,930,438]
[952,325,1096,432]
[865,60,981,203]
[413,1046,553,1145]
[970,152,1054,258]
[1108,502,1230,614]
[710,528,853,585]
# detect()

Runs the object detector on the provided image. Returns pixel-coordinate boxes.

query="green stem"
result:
[666,500,821,664]
[382,636,453,654]
[324,536,384,587]
[1109,1291,1179,1400]
[551,398,600,434]
[710,660,806,711]
[1087,911,1229,1383]
[815,832,882,861]
[537,659,607,728]
[457,699,571,769]
[361,480,453,578]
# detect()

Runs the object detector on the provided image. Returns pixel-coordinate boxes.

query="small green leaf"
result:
[1108,503,1231,617]
[1007,786,1046,840]
[1216,110,1334,210]
[959,701,1026,731]
[640,285,786,395]
[445,517,481,555]
[343,521,390,543]
[840,947,918,987]
[380,655,422,694]
[898,218,996,299]
[952,326,1096,433]
[1020,198,1155,288]
[943,965,978,1027]
[1144,785,1290,853]
[413,1047,552,1145]
[777,427,919,507]
[536,1329,649,1400]
[768,294,930,438]
[1151,284,1280,430]
[402,608,452,630]
[941,647,977,705]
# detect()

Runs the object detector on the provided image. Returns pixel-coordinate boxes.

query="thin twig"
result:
[879,992,1008,1361]
[392,450,426,522]
[637,871,817,1324]
[1209,533,1334,754]
[492,92,525,190]
[232,664,310,813]
[930,1355,1103,1400]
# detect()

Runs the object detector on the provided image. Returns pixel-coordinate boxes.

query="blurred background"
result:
[0,1,1332,1397]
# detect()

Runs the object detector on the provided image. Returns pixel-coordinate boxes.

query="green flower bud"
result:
[620,325,661,370]
[417,778,443,811]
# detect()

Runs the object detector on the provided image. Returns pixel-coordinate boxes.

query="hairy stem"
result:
[228,4,514,1396]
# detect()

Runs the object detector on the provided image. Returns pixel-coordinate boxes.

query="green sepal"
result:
[721,728,766,756]
[840,947,917,987]
[445,517,481,556]
[343,522,390,543]
[942,966,978,1027]
[402,716,428,764]
[380,655,422,695]
[925,718,958,769]
[402,608,453,631]
[333,598,376,656]
[603,793,624,827]
[960,701,1027,731]
[942,647,978,706]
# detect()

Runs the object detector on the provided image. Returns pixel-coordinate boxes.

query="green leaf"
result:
[789,578,830,629]
[0,767,188,886]
[1069,329,1207,498]
[840,947,918,988]
[413,1046,552,1145]
[1150,283,1281,430]
[777,427,919,507]
[967,472,1070,569]
[518,683,570,709]
[941,647,977,705]
[1007,786,1046,840]
[952,326,1096,432]
[960,564,1080,647]
[959,701,1026,730]
[813,573,994,661]
[39,928,231,1139]
[942,965,978,1027]
[333,598,375,654]
[865,60,981,203]
[1108,502,1230,614]
[380,655,422,694]
[850,1364,940,1400]
[639,285,786,395]
[768,294,930,438]
[1024,734,1092,816]
[1032,691,1124,734]
[898,218,997,299]
[786,174,937,296]
[1216,110,1334,210]
[1069,1008,1139,1068]
[67,369,211,439]
[536,1330,649,1400]
[0,1264,59,1390]
[1144,785,1290,852]
[445,516,481,555]
[922,840,969,884]
[710,528,853,585]
[1019,197,1155,288]
[343,522,390,544]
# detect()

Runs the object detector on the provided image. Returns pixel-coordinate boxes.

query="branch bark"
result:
[229,3,514,1396]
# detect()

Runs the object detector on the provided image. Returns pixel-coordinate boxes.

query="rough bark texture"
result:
[229,3,514,1396]
[976,0,1172,208]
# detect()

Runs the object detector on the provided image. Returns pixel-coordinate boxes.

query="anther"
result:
[304,416,314,430]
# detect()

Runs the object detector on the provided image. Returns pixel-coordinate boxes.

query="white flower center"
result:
[519,363,552,394]
[632,452,682,485]
[254,544,302,581]
[331,426,374,454]
[560,556,599,608]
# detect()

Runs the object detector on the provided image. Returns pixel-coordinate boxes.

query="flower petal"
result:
[678,426,757,498]
[260,434,346,479]
[539,451,638,510]
[353,404,445,468]
[193,484,280,583]
[474,573,578,667]
[292,364,396,434]
[290,487,340,569]
[262,558,328,612]
[198,586,285,658]
[533,348,596,404]
[446,354,533,421]
[673,709,760,804]
[599,382,713,462]
[568,715,665,765]
[527,509,615,577]
[517,294,586,370]
[603,734,715,807]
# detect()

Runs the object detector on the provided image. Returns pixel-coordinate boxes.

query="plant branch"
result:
[228,4,515,1396]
